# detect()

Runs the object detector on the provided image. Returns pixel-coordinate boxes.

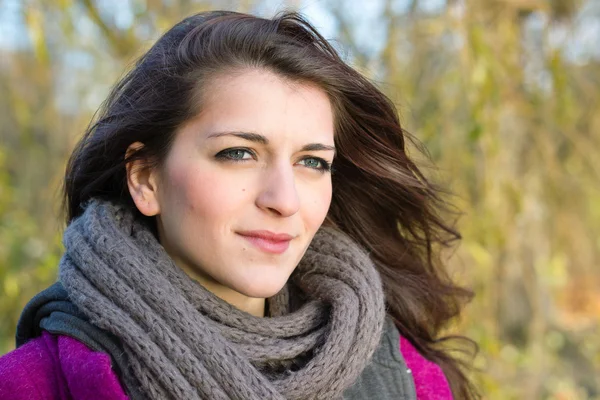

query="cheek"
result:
[165,163,249,222]
[301,181,332,230]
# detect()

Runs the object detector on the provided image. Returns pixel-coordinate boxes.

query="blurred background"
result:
[0,0,599,398]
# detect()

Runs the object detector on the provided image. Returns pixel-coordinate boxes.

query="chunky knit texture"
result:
[58,199,386,400]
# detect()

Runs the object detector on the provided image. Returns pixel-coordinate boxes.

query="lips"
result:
[236,230,294,254]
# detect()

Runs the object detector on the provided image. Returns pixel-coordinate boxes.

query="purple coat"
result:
[0,331,452,399]
[0,332,127,400]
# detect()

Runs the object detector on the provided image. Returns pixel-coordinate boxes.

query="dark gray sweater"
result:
[344,317,417,400]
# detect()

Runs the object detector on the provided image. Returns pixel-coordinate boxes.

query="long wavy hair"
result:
[64,10,478,398]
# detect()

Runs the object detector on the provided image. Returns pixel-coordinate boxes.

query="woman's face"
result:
[136,69,335,304]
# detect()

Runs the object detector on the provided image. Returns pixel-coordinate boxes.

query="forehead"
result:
[189,68,335,144]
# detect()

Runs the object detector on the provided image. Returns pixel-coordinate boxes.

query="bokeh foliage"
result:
[0,0,598,398]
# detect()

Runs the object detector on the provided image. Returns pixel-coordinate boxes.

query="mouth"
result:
[236,230,294,255]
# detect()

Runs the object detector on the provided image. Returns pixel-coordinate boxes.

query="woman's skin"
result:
[127,69,335,317]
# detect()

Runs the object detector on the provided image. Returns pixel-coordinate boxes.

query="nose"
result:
[255,162,300,217]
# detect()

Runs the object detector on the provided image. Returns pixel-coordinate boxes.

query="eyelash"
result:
[215,148,333,173]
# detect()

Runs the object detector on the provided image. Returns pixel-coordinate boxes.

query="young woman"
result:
[0,10,477,400]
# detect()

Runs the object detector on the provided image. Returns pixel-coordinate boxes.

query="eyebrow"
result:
[207,131,336,154]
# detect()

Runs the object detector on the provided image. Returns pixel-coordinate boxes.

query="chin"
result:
[234,277,289,299]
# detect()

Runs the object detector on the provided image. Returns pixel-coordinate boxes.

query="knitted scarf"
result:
[58,199,386,400]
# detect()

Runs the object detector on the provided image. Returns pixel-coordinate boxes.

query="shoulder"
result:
[344,318,454,400]
[0,332,64,399]
[345,318,417,400]
[399,335,454,400]
[0,332,128,400]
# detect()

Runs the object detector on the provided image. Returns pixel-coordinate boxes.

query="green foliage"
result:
[374,2,600,398]
[0,147,62,353]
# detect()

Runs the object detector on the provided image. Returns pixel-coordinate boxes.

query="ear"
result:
[126,142,161,217]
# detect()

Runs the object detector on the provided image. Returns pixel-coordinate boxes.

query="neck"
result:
[175,261,266,317]
[217,291,266,317]
[157,226,266,317]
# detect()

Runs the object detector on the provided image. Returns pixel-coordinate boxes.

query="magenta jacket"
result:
[0,330,451,400]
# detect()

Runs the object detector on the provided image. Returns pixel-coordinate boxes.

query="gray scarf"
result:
[59,199,386,400]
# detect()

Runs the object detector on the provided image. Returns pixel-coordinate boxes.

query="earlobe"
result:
[126,142,161,217]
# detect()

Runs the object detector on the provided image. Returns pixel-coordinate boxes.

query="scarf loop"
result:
[59,199,386,400]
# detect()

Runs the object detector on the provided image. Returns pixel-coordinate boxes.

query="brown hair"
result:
[64,10,478,398]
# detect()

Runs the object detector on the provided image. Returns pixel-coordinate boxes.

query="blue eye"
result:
[215,148,332,173]
[299,157,332,173]
[215,148,255,161]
